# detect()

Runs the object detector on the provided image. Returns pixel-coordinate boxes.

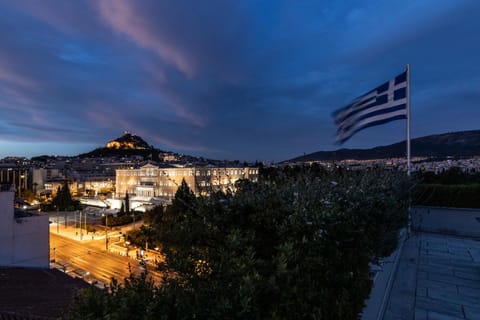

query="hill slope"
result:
[286,130,480,162]
[79,132,163,158]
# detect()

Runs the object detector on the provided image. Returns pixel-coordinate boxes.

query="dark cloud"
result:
[0,0,479,161]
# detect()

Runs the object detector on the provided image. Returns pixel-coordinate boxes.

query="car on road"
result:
[72,268,90,279]
[53,261,71,273]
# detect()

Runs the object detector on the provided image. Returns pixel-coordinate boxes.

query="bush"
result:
[68,168,411,320]
[101,213,142,227]
[414,184,480,208]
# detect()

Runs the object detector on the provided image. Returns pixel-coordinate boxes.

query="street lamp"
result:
[103,213,109,251]
[19,174,25,198]
[132,211,135,230]
[56,207,59,234]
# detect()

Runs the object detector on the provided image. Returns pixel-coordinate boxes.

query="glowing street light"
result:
[102,211,109,251]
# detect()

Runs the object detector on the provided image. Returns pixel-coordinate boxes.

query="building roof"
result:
[0,267,90,320]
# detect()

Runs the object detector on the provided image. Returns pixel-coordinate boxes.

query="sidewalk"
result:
[49,223,163,264]
[383,233,480,319]
[50,222,113,242]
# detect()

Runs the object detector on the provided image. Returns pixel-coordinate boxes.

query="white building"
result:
[115,164,259,199]
[0,184,49,268]
[31,167,63,195]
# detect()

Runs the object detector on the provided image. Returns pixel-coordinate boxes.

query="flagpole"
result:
[406,64,411,176]
[406,64,412,239]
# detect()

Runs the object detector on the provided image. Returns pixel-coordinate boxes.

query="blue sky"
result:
[0,0,479,162]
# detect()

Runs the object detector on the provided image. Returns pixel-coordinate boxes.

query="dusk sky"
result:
[0,0,479,162]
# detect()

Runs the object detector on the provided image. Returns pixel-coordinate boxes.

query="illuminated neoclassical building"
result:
[115,163,259,199]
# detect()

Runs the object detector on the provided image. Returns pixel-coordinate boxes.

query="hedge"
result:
[413,184,480,208]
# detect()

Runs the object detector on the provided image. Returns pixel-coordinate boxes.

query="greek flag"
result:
[333,70,408,144]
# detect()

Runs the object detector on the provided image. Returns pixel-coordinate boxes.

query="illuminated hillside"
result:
[105,131,150,150]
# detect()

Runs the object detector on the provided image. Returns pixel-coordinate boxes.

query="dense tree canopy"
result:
[413,167,480,208]
[51,180,81,211]
[67,166,411,319]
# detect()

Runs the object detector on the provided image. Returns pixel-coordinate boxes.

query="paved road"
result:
[50,232,163,287]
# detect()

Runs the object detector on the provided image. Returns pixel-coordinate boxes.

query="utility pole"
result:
[56,208,59,234]
[80,210,82,240]
[132,211,135,230]
[104,214,109,251]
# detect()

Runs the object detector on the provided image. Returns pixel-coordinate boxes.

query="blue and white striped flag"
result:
[333,70,408,144]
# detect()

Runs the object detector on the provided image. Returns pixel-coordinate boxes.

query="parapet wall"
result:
[0,189,49,268]
[411,206,480,238]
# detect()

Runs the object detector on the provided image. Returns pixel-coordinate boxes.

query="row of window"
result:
[120,181,176,187]
[138,191,174,198]
[117,168,259,177]
[123,177,259,186]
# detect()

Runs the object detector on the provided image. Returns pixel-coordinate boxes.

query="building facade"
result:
[115,164,259,199]
[0,164,29,197]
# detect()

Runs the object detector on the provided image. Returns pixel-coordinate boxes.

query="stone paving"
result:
[384,233,480,320]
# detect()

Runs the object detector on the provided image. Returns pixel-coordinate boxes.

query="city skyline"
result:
[0,1,479,162]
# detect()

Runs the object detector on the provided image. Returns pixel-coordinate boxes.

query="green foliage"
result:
[52,182,72,210]
[413,167,480,208]
[119,192,130,217]
[126,225,159,249]
[119,202,125,216]
[66,272,158,320]
[101,213,141,227]
[39,201,55,212]
[170,178,196,215]
[143,204,164,227]
[68,167,411,319]
[125,192,130,214]
[415,167,480,185]
[157,168,409,319]
[51,181,82,211]
[156,178,197,248]
[414,183,480,208]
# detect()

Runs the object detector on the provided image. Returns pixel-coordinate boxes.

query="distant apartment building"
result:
[31,167,64,195]
[79,176,115,196]
[42,175,115,198]
[0,184,49,268]
[115,163,259,199]
[44,178,78,197]
[0,164,29,197]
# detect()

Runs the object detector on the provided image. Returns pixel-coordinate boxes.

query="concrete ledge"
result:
[361,229,407,320]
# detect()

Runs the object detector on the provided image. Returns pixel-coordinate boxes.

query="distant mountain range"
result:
[286,130,480,162]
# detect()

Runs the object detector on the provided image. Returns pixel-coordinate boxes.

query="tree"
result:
[171,179,196,213]
[118,192,130,217]
[66,272,158,320]
[67,168,411,319]
[125,191,130,214]
[160,168,410,319]
[143,204,164,227]
[119,202,125,215]
[154,179,197,248]
[52,181,75,211]
[162,179,196,224]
